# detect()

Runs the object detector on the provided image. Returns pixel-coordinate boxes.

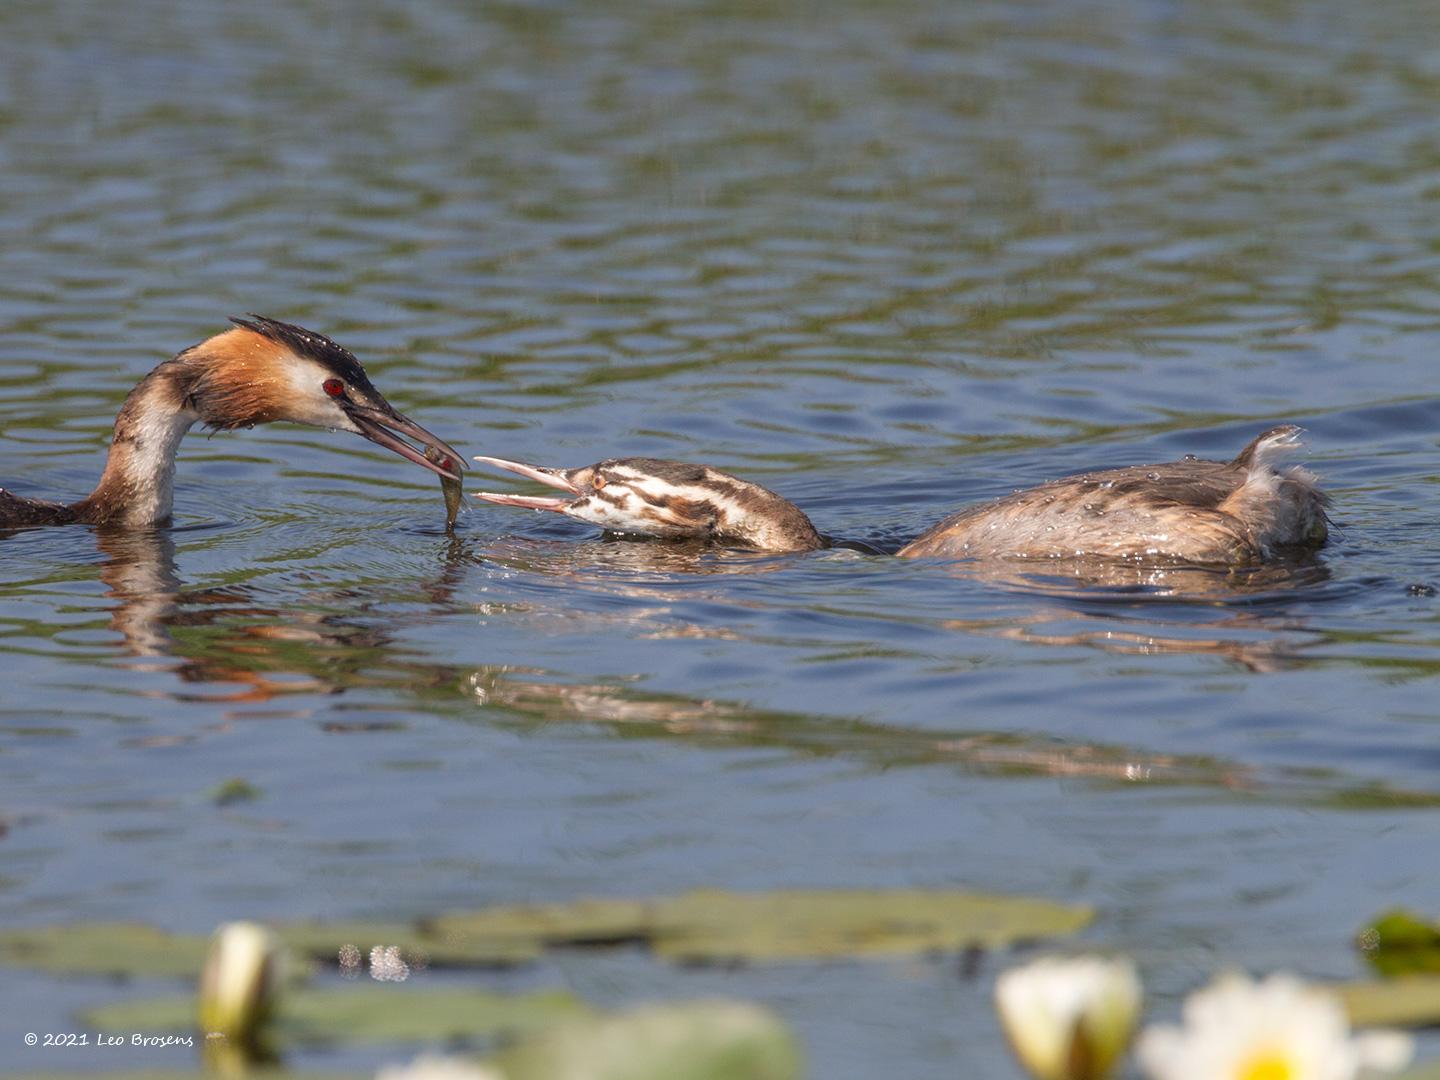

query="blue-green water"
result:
[3,0,1440,1075]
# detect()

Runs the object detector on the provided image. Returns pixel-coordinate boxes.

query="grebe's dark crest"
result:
[0,316,464,530]
[472,455,824,553]
[473,426,1327,565]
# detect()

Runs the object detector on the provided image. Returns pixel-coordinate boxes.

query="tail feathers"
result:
[1219,425,1330,554]
[1230,424,1305,473]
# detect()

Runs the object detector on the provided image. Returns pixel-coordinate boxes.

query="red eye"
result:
[322,379,345,398]
[592,474,606,490]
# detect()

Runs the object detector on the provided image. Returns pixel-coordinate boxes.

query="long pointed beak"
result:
[345,404,466,482]
[472,455,580,511]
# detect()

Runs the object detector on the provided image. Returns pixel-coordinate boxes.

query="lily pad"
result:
[209,777,262,806]
[85,986,591,1046]
[490,999,802,1080]
[1,887,1088,980]
[1338,975,1440,1029]
[1358,909,1440,978]
[427,897,655,949]
[433,887,1093,964]
[13,1073,355,1080]
[0,920,539,978]
[0,923,210,978]
[14,1076,353,1080]
[276,921,540,969]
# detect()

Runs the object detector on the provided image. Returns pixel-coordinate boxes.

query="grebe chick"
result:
[0,316,464,530]
[897,425,1327,562]
[472,456,824,553]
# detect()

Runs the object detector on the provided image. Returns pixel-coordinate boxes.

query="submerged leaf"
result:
[490,999,802,1080]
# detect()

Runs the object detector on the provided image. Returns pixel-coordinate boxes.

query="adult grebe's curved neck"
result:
[71,360,201,527]
[0,317,465,532]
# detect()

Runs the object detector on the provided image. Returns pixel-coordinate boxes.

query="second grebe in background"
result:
[0,316,464,530]
[471,426,1328,564]
[898,425,1326,562]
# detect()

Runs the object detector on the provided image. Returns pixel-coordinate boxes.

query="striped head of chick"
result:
[472,456,824,553]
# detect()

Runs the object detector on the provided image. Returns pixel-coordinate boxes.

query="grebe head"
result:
[188,316,464,481]
[472,455,824,551]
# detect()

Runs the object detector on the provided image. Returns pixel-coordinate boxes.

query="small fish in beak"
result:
[342,400,465,482]
[426,445,465,529]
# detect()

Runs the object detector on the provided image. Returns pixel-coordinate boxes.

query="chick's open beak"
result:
[344,403,465,481]
[472,456,581,510]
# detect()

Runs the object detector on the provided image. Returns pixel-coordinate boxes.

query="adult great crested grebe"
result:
[471,426,1328,564]
[0,317,464,529]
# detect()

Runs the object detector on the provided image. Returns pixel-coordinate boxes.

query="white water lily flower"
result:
[375,1054,505,1080]
[1136,972,1413,1080]
[995,954,1142,1080]
[198,920,281,1044]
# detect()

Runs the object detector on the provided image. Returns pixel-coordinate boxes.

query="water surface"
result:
[3,0,1440,1075]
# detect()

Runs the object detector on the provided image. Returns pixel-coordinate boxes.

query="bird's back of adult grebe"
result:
[0,489,78,529]
[898,425,1328,563]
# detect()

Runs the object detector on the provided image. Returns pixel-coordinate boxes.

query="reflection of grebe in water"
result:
[89,528,475,704]
[473,426,1328,565]
[93,527,354,698]
[0,317,463,529]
